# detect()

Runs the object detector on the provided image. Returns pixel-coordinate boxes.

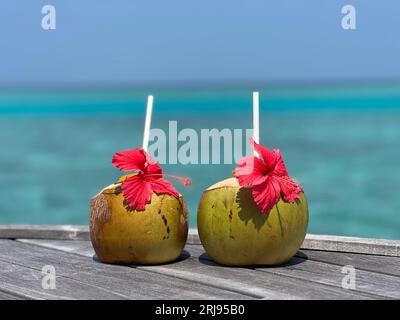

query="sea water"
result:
[0,85,399,239]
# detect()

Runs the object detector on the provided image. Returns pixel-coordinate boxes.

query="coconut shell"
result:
[90,183,188,265]
[197,178,308,266]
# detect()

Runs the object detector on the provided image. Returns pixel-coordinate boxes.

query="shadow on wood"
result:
[91,249,191,267]
[198,251,308,268]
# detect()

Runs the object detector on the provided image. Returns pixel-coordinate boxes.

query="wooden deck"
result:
[0,225,399,300]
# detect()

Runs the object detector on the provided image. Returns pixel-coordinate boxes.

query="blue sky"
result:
[0,1,400,86]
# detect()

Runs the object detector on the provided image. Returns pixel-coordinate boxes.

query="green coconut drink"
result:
[197,112,308,267]
[197,92,308,266]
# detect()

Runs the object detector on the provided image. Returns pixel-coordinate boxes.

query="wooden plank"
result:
[0,240,250,300]
[3,225,400,257]
[18,239,95,257]
[302,234,400,257]
[0,225,89,241]
[186,245,400,299]
[193,233,400,257]
[191,232,400,256]
[255,256,400,299]
[0,225,198,244]
[298,249,400,277]
[187,229,201,245]
[18,239,380,300]
[18,240,295,299]
[0,259,129,300]
[0,290,23,300]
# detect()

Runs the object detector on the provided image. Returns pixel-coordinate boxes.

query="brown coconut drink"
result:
[90,96,190,265]
[197,92,308,266]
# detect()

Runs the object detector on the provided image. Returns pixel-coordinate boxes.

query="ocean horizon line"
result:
[1,78,400,92]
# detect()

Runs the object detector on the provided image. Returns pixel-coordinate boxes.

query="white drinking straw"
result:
[142,95,154,152]
[252,91,260,156]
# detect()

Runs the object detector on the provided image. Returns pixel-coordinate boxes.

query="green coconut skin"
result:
[197,178,308,266]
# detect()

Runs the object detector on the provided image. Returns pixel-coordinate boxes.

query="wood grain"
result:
[255,256,400,299]
[298,249,400,277]
[18,239,381,300]
[302,234,400,257]
[0,240,250,300]
[0,223,398,300]
[187,244,400,299]
[0,258,129,300]
[0,289,23,300]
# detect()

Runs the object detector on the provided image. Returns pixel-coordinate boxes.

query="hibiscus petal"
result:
[144,152,162,173]
[121,174,153,211]
[272,149,288,176]
[144,152,158,165]
[279,176,302,202]
[233,156,268,187]
[249,137,276,172]
[112,148,147,172]
[150,178,180,198]
[252,176,281,213]
[145,161,163,178]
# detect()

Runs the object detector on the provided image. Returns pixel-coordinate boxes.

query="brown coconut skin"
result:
[90,183,188,265]
[197,178,308,266]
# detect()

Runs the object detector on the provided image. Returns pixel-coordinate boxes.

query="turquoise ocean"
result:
[1,85,400,239]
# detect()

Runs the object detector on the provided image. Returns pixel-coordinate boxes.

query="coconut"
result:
[197,177,308,266]
[90,182,188,265]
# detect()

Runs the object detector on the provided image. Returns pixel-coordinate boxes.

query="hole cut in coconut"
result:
[206,177,241,191]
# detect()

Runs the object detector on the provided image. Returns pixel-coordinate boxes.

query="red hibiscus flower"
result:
[112,148,191,211]
[233,138,302,213]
